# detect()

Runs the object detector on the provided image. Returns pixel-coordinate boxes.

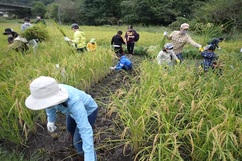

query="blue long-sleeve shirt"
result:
[115,55,132,70]
[45,84,98,161]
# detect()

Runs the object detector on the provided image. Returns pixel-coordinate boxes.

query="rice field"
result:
[0,18,241,160]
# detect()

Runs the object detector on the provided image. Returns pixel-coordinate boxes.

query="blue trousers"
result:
[66,109,98,155]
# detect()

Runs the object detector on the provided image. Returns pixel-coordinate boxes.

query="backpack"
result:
[134,32,140,42]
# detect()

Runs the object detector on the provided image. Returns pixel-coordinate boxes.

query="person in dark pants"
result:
[111,30,126,56]
[125,25,138,55]
[25,76,98,161]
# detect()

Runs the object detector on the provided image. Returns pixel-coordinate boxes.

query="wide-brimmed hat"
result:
[25,76,69,110]
[90,38,96,43]
[180,23,189,30]
[3,28,14,35]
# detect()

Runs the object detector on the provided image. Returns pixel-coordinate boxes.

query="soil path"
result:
[22,54,144,161]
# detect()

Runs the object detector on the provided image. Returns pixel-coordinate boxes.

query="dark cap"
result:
[3,28,13,35]
[207,45,215,51]
[24,17,30,22]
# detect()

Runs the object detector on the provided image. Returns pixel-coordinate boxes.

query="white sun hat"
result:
[164,43,173,50]
[25,76,69,110]
[180,23,189,30]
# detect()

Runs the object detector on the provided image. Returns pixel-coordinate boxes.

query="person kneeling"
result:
[110,53,132,71]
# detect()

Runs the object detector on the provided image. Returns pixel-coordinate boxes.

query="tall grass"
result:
[1,19,241,160]
[0,21,115,145]
[110,44,242,160]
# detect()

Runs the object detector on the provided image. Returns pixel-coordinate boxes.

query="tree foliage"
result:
[194,0,242,32]
[2,0,241,33]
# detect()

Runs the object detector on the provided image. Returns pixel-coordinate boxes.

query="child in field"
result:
[21,17,32,32]
[157,43,180,66]
[64,23,87,52]
[110,53,132,71]
[208,37,224,50]
[111,30,126,56]
[87,38,97,52]
[124,25,139,55]
[200,45,218,72]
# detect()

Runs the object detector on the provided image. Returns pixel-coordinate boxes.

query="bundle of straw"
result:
[21,24,49,41]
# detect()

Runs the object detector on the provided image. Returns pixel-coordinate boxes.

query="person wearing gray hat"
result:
[64,23,87,52]
[25,76,98,161]
[157,43,180,66]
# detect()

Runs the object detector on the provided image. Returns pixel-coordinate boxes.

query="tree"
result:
[194,0,242,34]
[31,1,47,17]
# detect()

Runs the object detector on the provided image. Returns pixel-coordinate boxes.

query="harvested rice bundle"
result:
[8,40,29,52]
[21,24,49,42]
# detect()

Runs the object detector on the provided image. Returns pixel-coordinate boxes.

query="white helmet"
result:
[164,43,173,50]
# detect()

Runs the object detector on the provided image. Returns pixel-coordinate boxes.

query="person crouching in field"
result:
[110,53,132,71]
[157,43,180,67]
[3,28,19,44]
[87,38,97,52]
[25,76,98,161]
[64,23,87,53]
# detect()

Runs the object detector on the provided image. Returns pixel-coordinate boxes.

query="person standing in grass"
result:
[64,23,87,53]
[87,38,97,52]
[110,52,132,71]
[124,25,138,55]
[111,30,126,56]
[164,23,202,62]
[21,17,32,32]
[25,76,98,161]
[157,43,180,66]
[35,15,46,25]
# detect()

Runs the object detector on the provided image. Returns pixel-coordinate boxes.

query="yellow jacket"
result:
[87,42,97,52]
[72,30,86,49]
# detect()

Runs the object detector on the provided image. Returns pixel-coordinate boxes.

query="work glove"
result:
[199,47,204,52]
[176,59,180,64]
[47,122,57,133]
[163,31,168,36]
[64,37,70,41]
[110,67,115,70]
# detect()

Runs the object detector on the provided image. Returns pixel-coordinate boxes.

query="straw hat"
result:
[25,76,68,110]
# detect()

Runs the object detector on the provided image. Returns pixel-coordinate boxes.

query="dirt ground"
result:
[19,54,143,161]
